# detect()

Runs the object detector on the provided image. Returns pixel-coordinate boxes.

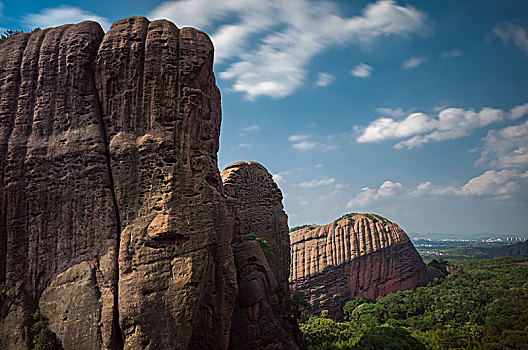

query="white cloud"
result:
[356,102,527,148]
[241,125,260,132]
[440,48,462,59]
[493,22,528,55]
[409,181,458,197]
[288,134,310,142]
[299,177,336,188]
[238,143,254,148]
[357,112,436,143]
[477,119,528,169]
[315,72,335,87]
[151,0,427,100]
[22,5,110,31]
[314,164,324,168]
[347,180,403,207]
[273,173,285,183]
[510,102,528,120]
[375,107,407,118]
[402,56,426,69]
[288,133,338,152]
[293,140,317,150]
[348,170,528,207]
[350,63,373,78]
[459,170,522,198]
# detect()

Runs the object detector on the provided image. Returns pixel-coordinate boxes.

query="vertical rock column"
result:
[95,17,237,350]
[221,161,297,349]
[0,22,121,349]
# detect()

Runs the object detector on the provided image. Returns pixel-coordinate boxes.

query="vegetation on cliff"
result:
[299,257,528,349]
[0,28,40,44]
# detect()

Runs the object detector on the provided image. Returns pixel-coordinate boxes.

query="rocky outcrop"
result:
[222,161,296,350]
[221,161,290,288]
[0,22,119,349]
[289,214,430,315]
[229,241,297,350]
[96,17,236,350]
[0,18,238,350]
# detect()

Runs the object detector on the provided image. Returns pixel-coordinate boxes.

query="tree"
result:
[1,28,41,45]
[354,326,426,350]
[343,297,372,321]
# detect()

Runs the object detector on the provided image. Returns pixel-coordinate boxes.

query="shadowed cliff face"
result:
[289,214,430,316]
[221,161,297,350]
[0,17,238,350]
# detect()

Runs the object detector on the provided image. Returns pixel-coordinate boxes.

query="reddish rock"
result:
[0,22,119,349]
[289,214,430,315]
[0,17,301,350]
[221,161,297,349]
[95,17,236,350]
[0,17,238,350]
[221,161,290,288]
[229,241,297,350]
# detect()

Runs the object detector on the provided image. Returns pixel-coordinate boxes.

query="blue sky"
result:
[2,0,528,236]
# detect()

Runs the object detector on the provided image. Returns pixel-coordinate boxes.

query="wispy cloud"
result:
[22,5,110,30]
[273,173,285,183]
[356,102,528,149]
[350,63,373,78]
[315,72,335,87]
[402,56,426,69]
[241,125,260,132]
[238,143,254,148]
[476,119,528,169]
[288,134,338,152]
[375,107,407,118]
[348,170,528,207]
[299,177,336,188]
[493,22,528,55]
[347,180,403,207]
[150,0,427,100]
[440,48,462,59]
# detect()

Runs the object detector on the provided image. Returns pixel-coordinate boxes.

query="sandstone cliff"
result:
[221,161,296,350]
[289,213,430,315]
[0,18,238,350]
[221,161,290,288]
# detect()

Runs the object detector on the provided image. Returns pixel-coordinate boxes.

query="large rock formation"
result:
[289,213,430,315]
[0,18,238,350]
[221,161,296,350]
[221,161,290,288]
[0,22,120,349]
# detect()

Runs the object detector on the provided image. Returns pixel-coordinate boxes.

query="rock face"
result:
[228,241,297,350]
[221,161,290,288]
[0,22,119,349]
[96,17,237,350]
[221,161,296,350]
[0,18,238,350]
[289,214,430,315]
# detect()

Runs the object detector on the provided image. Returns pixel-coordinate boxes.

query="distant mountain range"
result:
[409,232,528,240]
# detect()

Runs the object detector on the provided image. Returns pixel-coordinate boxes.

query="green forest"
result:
[298,257,528,349]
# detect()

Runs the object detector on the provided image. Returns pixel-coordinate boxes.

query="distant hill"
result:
[450,240,528,259]
[409,232,528,240]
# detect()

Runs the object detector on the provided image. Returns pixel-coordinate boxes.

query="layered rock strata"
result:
[222,161,296,350]
[289,214,429,315]
[0,18,238,350]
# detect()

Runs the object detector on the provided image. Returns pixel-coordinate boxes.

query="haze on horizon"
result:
[2,0,527,237]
